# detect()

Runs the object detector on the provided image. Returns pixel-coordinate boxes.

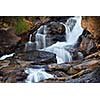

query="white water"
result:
[35,33,46,49]
[25,68,54,83]
[35,25,47,49]
[65,16,83,45]
[43,16,83,64]
[0,53,15,60]
[24,34,35,51]
[44,42,72,64]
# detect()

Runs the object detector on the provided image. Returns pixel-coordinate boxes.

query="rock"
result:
[51,71,68,77]
[78,29,97,56]
[67,67,79,75]
[81,16,100,40]
[46,22,65,35]
[14,50,57,65]
[90,67,100,83]
[0,28,21,56]
[65,67,100,83]
[1,67,28,83]
[36,22,66,47]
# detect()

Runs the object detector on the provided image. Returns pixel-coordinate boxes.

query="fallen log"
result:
[41,69,89,82]
[73,59,100,70]
[84,51,100,60]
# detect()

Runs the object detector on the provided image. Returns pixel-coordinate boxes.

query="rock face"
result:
[81,16,100,40]
[0,28,21,56]
[77,29,97,56]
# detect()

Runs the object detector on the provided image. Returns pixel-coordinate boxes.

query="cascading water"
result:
[43,16,83,63]
[25,67,54,83]
[65,16,83,45]
[25,16,84,82]
[43,42,72,64]
[24,34,35,51]
[35,25,47,49]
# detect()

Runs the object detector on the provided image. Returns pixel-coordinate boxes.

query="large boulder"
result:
[14,50,57,65]
[0,28,21,56]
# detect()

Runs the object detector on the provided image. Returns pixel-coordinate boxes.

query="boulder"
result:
[77,29,97,56]
[14,50,57,65]
[0,28,21,56]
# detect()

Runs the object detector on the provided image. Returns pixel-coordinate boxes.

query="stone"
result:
[14,50,57,65]
[0,28,21,56]
[81,16,100,40]
[77,29,97,56]
[45,22,66,46]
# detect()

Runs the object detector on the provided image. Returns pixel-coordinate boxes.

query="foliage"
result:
[15,17,30,33]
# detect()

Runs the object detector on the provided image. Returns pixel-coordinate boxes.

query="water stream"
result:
[24,34,35,51]
[25,67,54,83]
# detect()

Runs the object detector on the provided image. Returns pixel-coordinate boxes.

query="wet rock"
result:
[0,28,21,56]
[51,71,68,77]
[78,29,97,56]
[65,45,83,60]
[14,50,57,65]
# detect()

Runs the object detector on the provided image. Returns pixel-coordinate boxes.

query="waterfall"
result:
[35,25,47,49]
[25,16,83,83]
[24,34,35,51]
[65,16,83,45]
[25,67,54,83]
[44,42,72,64]
[35,33,46,49]
[43,16,83,64]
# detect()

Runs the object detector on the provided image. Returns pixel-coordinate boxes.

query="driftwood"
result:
[84,51,100,59]
[73,59,100,70]
[41,69,89,82]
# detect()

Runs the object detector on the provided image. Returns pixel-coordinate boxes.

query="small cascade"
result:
[25,67,54,83]
[65,16,83,45]
[24,34,35,51]
[44,42,72,64]
[35,25,47,49]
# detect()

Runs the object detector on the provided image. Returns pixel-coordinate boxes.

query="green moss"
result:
[15,18,30,33]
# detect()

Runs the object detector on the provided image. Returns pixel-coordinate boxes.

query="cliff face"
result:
[81,16,100,40]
